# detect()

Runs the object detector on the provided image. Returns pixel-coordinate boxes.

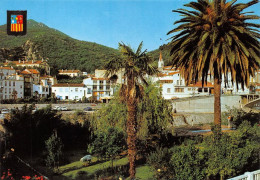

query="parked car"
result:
[80,155,92,162]
[60,106,68,111]
[1,109,9,114]
[53,106,61,110]
[84,107,93,111]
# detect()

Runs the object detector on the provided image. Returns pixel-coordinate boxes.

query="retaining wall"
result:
[172,95,242,113]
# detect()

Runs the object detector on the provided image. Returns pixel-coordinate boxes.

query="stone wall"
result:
[172,95,242,113]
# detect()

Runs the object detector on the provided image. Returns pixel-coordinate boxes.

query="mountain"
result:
[0,19,120,73]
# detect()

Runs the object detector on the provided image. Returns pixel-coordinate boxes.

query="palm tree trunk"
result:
[127,101,137,179]
[214,78,221,127]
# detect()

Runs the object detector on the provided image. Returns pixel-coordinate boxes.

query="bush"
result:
[40,97,48,103]
[222,106,260,127]
[147,147,173,179]
[147,120,260,180]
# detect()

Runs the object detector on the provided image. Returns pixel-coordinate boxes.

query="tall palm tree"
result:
[168,0,259,128]
[105,42,157,179]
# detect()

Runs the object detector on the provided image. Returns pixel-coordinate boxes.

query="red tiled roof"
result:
[52,83,84,87]
[27,69,40,74]
[4,60,43,65]
[92,77,109,80]
[20,70,32,75]
[188,82,214,88]
[157,72,179,77]
[58,70,81,73]
[0,66,15,70]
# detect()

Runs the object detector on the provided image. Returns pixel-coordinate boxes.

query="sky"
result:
[0,0,259,51]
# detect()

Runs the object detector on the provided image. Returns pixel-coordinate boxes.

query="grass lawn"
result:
[135,165,156,180]
[61,157,128,179]
[60,157,155,179]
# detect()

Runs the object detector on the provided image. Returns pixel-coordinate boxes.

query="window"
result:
[177,80,179,85]
[87,88,91,94]
[20,85,23,88]
[75,88,78,92]
[198,88,203,92]
[188,88,192,91]
[13,81,15,86]
[204,88,208,92]
[5,81,7,86]
[106,85,110,90]
[175,88,184,92]
[93,85,97,90]
[167,88,171,93]
[93,80,97,84]
[107,80,110,84]
[100,80,103,84]
[180,80,182,85]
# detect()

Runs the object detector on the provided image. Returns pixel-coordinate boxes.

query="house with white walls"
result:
[33,78,50,98]
[52,83,85,100]
[58,69,82,77]
[0,67,24,100]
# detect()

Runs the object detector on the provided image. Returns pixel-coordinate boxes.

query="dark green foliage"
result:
[147,147,174,179]
[88,128,126,161]
[204,122,260,179]
[148,121,260,180]
[171,140,206,180]
[0,20,121,73]
[138,83,174,140]
[57,75,85,84]
[4,104,62,154]
[45,132,63,170]
[3,104,93,155]
[222,107,260,127]
[91,83,173,141]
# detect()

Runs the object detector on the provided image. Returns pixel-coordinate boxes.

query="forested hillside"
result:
[0,20,120,73]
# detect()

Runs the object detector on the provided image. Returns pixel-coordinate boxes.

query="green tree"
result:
[88,128,126,168]
[168,0,260,129]
[203,121,260,179]
[45,131,63,171]
[104,42,157,179]
[170,140,206,180]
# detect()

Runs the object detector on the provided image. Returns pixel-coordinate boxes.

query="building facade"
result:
[0,67,24,100]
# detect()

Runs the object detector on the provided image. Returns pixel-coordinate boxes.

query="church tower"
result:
[158,51,164,71]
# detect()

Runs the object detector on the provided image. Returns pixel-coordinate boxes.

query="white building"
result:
[33,79,50,98]
[58,70,82,77]
[0,67,24,100]
[4,59,50,75]
[52,83,85,100]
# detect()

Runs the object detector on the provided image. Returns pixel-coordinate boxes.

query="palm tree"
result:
[104,42,157,179]
[168,0,259,128]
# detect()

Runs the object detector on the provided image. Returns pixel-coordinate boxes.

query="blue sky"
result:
[0,0,259,51]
